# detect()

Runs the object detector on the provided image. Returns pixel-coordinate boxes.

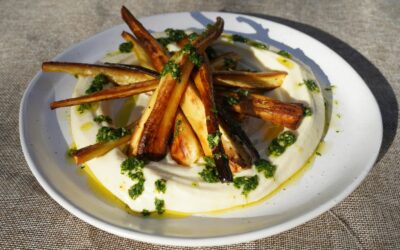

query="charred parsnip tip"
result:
[222,92,304,130]
[170,111,203,166]
[193,54,232,182]
[213,70,287,89]
[50,79,159,109]
[121,31,155,70]
[42,62,155,85]
[210,52,241,71]
[121,6,169,71]
[130,17,224,161]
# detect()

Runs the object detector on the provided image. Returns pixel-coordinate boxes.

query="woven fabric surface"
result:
[1,0,399,249]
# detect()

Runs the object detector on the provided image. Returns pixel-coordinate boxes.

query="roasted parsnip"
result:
[130,17,224,161]
[42,62,154,85]
[50,79,158,109]
[213,70,287,89]
[121,31,155,70]
[170,111,203,166]
[192,54,232,181]
[221,92,304,130]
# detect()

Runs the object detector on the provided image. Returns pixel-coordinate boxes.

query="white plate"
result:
[19,12,382,246]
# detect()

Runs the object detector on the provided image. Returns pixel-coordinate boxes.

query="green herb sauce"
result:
[155,179,167,193]
[141,209,151,216]
[77,103,92,114]
[96,127,130,142]
[225,95,240,105]
[121,157,146,200]
[160,60,181,81]
[231,34,268,50]
[255,159,276,178]
[303,79,320,93]
[119,41,133,53]
[182,44,202,67]
[207,131,222,150]
[93,115,112,124]
[198,156,219,183]
[267,131,297,157]
[154,198,165,214]
[85,74,108,94]
[233,175,259,196]
[303,107,313,117]
[277,50,292,59]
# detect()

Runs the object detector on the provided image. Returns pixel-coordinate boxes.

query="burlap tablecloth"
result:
[1,0,399,249]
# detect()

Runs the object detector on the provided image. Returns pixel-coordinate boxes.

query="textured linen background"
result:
[1,0,399,249]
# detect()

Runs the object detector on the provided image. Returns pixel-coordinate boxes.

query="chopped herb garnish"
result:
[223,57,236,70]
[276,131,297,147]
[207,131,222,150]
[188,32,199,42]
[141,209,151,216]
[303,79,320,93]
[165,28,186,42]
[267,140,285,157]
[85,74,108,94]
[155,179,167,193]
[205,47,217,60]
[233,88,249,97]
[199,156,219,183]
[277,50,292,58]
[66,146,77,158]
[156,37,171,47]
[233,175,259,196]
[213,152,227,160]
[267,131,297,157]
[154,198,165,214]
[93,115,112,124]
[121,157,146,200]
[303,107,313,117]
[225,95,240,105]
[199,165,219,183]
[128,181,145,200]
[174,119,182,138]
[119,41,133,53]
[232,34,248,43]
[77,103,92,114]
[156,28,187,48]
[96,126,130,142]
[182,44,203,67]
[324,85,336,91]
[211,107,219,114]
[121,157,146,172]
[255,159,276,178]
[231,34,268,49]
[248,40,268,50]
[203,156,216,167]
[160,60,181,81]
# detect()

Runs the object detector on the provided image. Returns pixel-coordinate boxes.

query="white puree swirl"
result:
[70,35,325,214]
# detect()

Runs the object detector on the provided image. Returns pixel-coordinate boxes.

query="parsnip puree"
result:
[70,33,325,214]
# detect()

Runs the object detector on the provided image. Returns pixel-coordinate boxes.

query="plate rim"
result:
[19,11,383,247]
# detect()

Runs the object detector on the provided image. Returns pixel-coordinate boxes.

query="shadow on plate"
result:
[191,11,397,162]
